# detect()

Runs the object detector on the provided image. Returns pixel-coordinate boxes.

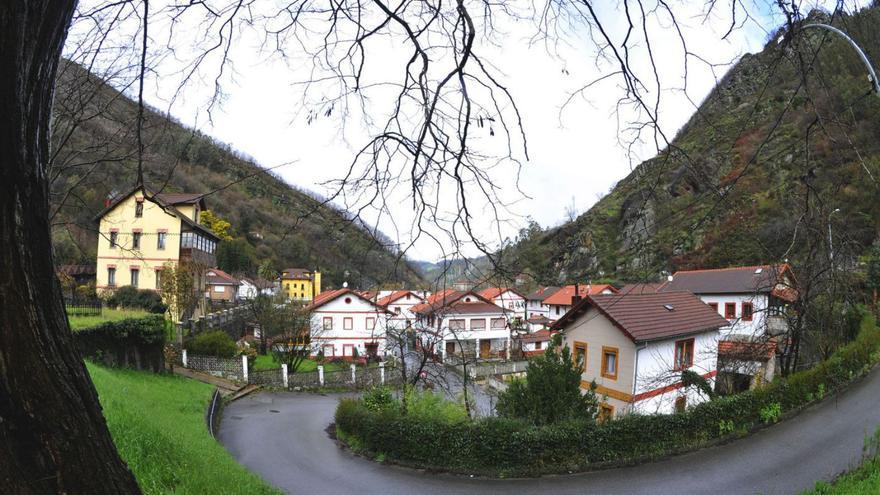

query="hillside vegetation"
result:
[505,8,880,285]
[49,61,423,288]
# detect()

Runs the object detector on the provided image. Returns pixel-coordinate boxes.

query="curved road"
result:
[219,369,880,495]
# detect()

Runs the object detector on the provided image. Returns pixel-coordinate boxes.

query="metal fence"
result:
[65,300,102,317]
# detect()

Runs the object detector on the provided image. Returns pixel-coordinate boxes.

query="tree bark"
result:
[0,1,141,493]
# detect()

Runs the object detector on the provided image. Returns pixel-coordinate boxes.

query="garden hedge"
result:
[336,314,880,476]
[74,315,167,372]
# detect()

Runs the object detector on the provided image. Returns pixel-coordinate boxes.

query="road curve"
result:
[219,369,880,495]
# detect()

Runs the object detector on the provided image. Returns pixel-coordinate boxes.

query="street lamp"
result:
[828,208,841,264]
[801,23,880,96]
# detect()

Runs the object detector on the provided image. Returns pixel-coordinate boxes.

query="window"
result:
[601,347,619,380]
[555,306,561,315]
[573,341,587,372]
[130,268,139,288]
[724,302,737,320]
[109,231,118,248]
[157,231,166,250]
[301,283,305,290]
[323,344,335,357]
[598,403,614,423]
[395,307,401,315]
[323,317,333,330]
[535,341,542,350]
[708,302,719,313]
[214,286,225,293]
[470,319,486,331]
[107,267,116,287]
[448,319,465,331]
[366,317,375,330]
[343,317,353,330]
[491,318,506,329]
[135,200,143,217]
[741,302,754,321]
[674,396,687,414]
[132,232,141,249]
[155,269,163,289]
[674,338,695,370]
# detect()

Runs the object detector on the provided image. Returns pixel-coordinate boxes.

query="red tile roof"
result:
[206,268,239,286]
[410,290,496,315]
[520,329,557,343]
[526,286,561,301]
[718,338,777,360]
[618,282,665,295]
[552,291,729,343]
[307,288,388,312]
[542,284,618,306]
[660,264,796,296]
[377,290,421,307]
[444,300,509,315]
[478,287,524,300]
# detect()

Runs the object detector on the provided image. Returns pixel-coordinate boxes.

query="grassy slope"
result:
[88,363,279,494]
[808,457,880,494]
[68,308,149,330]
[505,7,880,285]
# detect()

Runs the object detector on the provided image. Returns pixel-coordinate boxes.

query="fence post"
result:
[282,364,288,389]
[242,355,249,383]
[318,365,325,386]
[182,349,188,367]
[379,362,385,384]
[350,363,356,383]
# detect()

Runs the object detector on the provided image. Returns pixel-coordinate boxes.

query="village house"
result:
[478,287,527,320]
[307,288,390,359]
[411,290,513,361]
[376,290,427,330]
[518,329,557,357]
[525,286,560,322]
[553,291,729,418]
[94,186,220,316]
[544,283,618,321]
[205,268,240,302]
[237,277,277,300]
[281,267,322,302]
[659,264,798,392]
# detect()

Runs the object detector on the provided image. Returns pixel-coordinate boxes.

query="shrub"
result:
[73,315,166,371]
[336,313,880,476]
[403,388,468,423]
[363,386,395,412]
[105,285,167,313]
[188,331,237,358]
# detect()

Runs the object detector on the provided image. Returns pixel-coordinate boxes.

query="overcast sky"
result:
[68,1,860,261]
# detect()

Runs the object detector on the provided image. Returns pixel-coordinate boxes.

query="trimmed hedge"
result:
[74,315,166,372]
[336,314,880,476]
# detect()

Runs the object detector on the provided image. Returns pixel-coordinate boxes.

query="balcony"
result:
[179,247,216,268]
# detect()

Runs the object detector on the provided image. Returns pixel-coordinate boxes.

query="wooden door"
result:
[445,341,455,356]
[479,340,491,359]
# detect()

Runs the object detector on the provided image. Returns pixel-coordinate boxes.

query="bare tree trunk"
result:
[0,2,141,493]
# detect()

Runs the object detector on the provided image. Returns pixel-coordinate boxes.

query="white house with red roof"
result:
[478,287,527,320]
[376,290,427,330]
[544,283,618,321]
[411,290,513,360]
[659,264,798,392]
[553,291,728,418]
[307,288,391,359]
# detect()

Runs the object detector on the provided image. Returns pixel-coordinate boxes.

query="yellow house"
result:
[94,185,220,303]
[281,268,321,301]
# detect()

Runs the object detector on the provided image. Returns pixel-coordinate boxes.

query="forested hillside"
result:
[506,7,880,285]
[49,62,424,288]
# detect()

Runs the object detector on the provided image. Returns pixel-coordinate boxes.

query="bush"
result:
[188,331,237,358]
[73,315,166,371]
[105,286,167,314]
[336,313,880,476]
[362,386,395,412]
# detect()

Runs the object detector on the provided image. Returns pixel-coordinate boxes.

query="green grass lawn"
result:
[807,457,880,494]
[87,362,279,494]
[251,354,380,372]
[69,308,150,330]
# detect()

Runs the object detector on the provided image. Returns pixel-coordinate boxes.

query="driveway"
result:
[218,368,880,495]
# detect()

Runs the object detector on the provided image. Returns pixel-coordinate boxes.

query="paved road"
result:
[219,368,880,495]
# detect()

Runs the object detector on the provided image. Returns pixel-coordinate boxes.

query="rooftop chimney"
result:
[572,283,582,305]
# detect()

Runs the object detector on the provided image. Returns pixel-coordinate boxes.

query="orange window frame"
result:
[573,341,588,372]
[674,338,695,370]
[601,346,619,380]
[598,403,615,422]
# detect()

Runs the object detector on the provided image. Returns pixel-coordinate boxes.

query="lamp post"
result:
[828,208,840,265]
[801,23,880,96]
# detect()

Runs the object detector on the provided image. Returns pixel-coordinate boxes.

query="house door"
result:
[445,341,456,356]
[479,339,491,359]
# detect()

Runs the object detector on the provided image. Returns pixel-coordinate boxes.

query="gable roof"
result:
[206,268,239,286]
[306,288,389,313]
[478,287,525,300]
[526,286,561,301]
[659,264,795,295]
[618,282,665,295]
[57,264,96,277]
[543,284,618,306]
[281,268,315,279]
[551,291,729,343]
[520,329,557,343]
[443,300,510,316]
[410,289,494,315]
[377,290,422,307]
[93,185,219,240]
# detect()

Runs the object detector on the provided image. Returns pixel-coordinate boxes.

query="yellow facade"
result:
[96,193,183,293]
[282,270,321,301]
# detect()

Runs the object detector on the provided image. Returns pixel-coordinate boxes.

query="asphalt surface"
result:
[218,368,880,495]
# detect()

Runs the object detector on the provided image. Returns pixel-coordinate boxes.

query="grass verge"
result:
[88,362,279,494]
[69,308,149,330]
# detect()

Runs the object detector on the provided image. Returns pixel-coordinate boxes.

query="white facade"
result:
[526,297,550,319]
[438,310,512,360]
[488,290,526,319]
[310,293,389,358]
[631,331,720,415]
[237,278,277,300]
[382,291,427,330]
